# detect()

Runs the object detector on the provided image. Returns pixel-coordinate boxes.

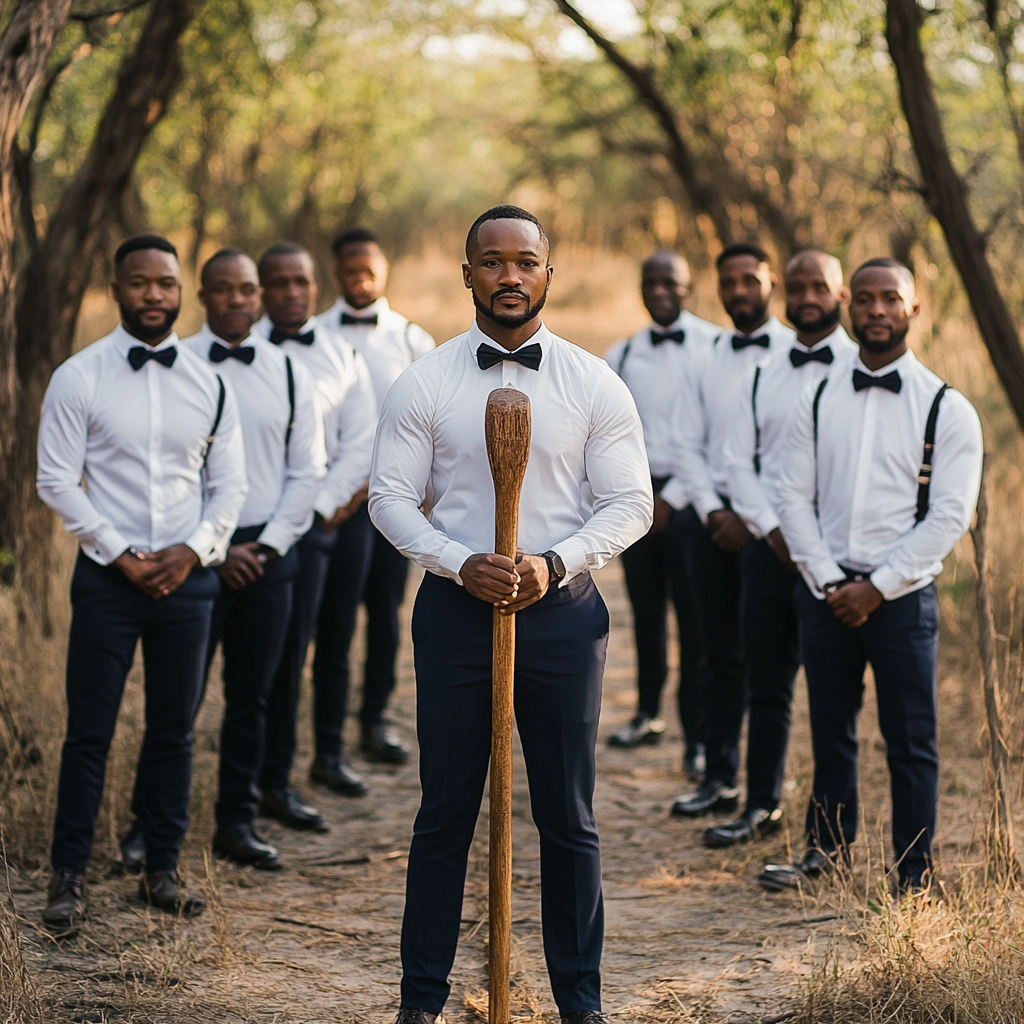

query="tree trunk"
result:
[9,0,198,632]
[887,0,1024,433]
[0,1,75,562]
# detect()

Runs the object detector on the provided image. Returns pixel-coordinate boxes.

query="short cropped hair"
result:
[850,256,914,287]
[115,234,178,265]
[199,247,250,287]
[257,241,312,281]
[331,226,383,256]
[716,242,770,269]
[465,205,549,259]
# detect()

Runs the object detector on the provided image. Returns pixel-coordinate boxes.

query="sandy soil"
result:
[6,553,991,1024]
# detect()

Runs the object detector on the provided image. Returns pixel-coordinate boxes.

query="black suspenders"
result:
[812,378,949,523]
[284,355,296,465]
[751,366,763,476]
[202,375,226,469]
[615,338,632,376]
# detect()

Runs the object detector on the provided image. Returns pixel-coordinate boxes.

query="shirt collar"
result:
[468,319,552,358]
[647,313,685,338]
[198,322,254,347]
[112,323,180,359]
[853,346,917,377]
[334,295,389,318]
[729,314,782,343]
[255,314,316,340]
[794,324,854,354]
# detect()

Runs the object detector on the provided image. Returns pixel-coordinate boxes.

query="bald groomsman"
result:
[706,251,857,848]
[670,242,796,818]
[254,243,377,825]
[604,251,719,777]
[37,235,247,932]
[761,258,982,894]
[314,227,435,768]
[182,249,326,869]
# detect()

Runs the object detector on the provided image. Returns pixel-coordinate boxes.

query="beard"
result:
[727,298,768,332]
[852,319,909,354]
[474,285,549,330]
[786,302,841,334]
[120,303,180,341]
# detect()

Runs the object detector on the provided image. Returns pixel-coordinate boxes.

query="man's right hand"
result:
[114,549,160,595]
[707,509,752,553]
[217,542,266,591]
[459,553,520,606]
[766,527,798,574]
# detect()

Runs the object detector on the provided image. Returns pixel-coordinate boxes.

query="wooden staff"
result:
[484,388,531,1024]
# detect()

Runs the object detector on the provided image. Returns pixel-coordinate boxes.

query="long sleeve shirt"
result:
[253,315,376,519]
[181,325,326,556]
[318,296,435,416]
[368,320,653,586]
[723,326,858,538]
[672,315,797,522]
[774,348,983,600]
[604,309,723,509]
[37,324,248,566]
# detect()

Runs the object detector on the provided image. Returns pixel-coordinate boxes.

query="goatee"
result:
[787,303,841,334]
[474,285,549,330]
[120,303,180,341]
[728,301,768,332]
[852,320,908,354]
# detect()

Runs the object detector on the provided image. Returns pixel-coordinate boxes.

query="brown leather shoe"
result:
[42,869,86,936]
[138,871,205,917]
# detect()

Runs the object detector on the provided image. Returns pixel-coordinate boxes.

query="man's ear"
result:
[462,262,473,290]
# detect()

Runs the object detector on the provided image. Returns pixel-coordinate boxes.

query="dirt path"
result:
[9,560,987,1023]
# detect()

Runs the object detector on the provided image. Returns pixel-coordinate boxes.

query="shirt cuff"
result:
[438,540,476,584]
[87,524,131,566]
[807,556,846,593]
[257,521,299,557]
[185,521,225,567]
[869,565,904,601]
[551,537,589,586]
[659,477,688,511]
[753,509,781,538]
[693,491,724,525]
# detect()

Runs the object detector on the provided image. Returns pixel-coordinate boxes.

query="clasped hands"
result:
[113,544,199,599]
[460,550,550,615]
[825,579,883,628]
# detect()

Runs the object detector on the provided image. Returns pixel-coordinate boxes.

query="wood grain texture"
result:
[484,387,531,1024]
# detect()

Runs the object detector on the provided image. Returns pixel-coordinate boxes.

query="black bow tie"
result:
[476,342,543,371]
[790,345,834,368]
[650,328,685,346]
[209,341,255,364]
[269,326,315,346]
[128,345,177,371]
[853,368,902,394]
[340,312,378,327]
[732,333,770,351]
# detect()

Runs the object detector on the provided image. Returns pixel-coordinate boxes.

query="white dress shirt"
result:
[672,315,797,522]
[775,348,983,600]
[182,325,327,556]
[37,324,248,566]
[318,296,435,416]
[253,315,376,519]
[724,326,859,538]
[368,320,654,586]
[605,309,722,509]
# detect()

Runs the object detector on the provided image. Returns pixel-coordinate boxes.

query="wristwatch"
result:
[821,579,846,597]
[542,550,566,585]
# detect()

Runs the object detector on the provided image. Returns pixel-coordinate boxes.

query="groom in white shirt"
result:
[369,206,652,1024]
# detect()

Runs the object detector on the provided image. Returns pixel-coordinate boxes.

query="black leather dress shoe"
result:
[757,848,835,891]
[391,1008,447,1024]
[310,753,369,796]
[561,1013,609,1024]
[113,822,146,875]
[213,822,282,870]
[361,722,410,764]
[670,779,740,818]
[260,786,329,832]
[138,871,205,917]
[42,870,86,936]
[608,713,665,748]
[704,806,783,848]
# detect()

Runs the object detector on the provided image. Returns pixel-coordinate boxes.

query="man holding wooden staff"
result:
[369,205,652,1024]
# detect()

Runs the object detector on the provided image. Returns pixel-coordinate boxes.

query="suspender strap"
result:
[203,375,226,468]
[284,355,296,465]
[616,339,632,377]
[915,383,950,524]
[751,366,763,476]
[811,378,828,518]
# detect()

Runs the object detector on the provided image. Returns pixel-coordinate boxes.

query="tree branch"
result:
[887,0,1024,432]
[69,0,150,23]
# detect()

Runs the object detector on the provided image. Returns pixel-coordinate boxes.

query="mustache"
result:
[490,287,530,303]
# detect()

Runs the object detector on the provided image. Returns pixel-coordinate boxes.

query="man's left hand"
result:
[142,544,199,598]
[323,482,370,529]
[826,580,882,628]
[499,553,551,616]
[650,496,672,535]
